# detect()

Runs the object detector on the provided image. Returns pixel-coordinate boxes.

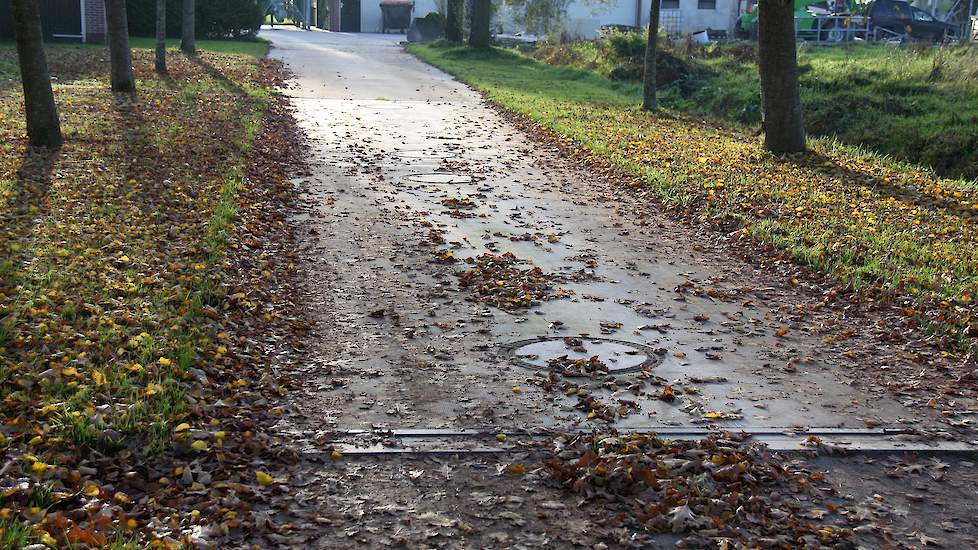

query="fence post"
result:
[969,0,976,41]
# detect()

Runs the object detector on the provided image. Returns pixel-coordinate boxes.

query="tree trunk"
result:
[181,0,196,56]
[642,0,661,111]
[11,0,62,147]
[446,0,463,43]
[757,0,806,152]
[469,0,491,48]
[105,0,136,94]
[155,0,167,74]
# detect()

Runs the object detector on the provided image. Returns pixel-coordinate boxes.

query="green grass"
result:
[1,46,273,454]
[0,36,269,58]
[529,36,978,181]
[127,36,270,57]
[409,43,978,352]
[0,519,35,547]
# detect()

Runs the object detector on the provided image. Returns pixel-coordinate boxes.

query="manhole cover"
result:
[398,150,456,159]
[404,173,474,184]
[505,337,660,374]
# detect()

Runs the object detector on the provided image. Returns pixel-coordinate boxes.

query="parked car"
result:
[865,0,957,41]
[736,0,857,42]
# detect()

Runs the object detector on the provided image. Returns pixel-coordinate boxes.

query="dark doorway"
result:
[0,0,83,41]
[340,0,361,32]
[0,2,12,41]
[42,0,82,39]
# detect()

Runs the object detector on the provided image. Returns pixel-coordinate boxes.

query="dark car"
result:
[866,0,956,41]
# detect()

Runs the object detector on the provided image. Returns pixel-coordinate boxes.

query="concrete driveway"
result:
[253,26,978,548]
[263,26,952,442]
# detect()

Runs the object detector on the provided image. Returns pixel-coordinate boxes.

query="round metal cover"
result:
[404,173,474,184]
[505,337,660,374]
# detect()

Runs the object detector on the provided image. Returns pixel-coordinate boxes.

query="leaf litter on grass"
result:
[0,46,306,548]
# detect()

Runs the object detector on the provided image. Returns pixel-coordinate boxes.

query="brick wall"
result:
[85,0,107,42]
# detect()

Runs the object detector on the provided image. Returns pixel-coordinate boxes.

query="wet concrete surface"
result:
[265,27,954,441]
[255,27,978,549]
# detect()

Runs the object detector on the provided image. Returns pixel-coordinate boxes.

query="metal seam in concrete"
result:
[404,172,475,184]
[326,427,978,454]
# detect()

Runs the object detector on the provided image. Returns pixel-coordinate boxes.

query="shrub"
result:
[126,0,265,39]
[603,29,646,60]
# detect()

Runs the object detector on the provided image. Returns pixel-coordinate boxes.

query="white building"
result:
[327,0,741,37]
[556,0,741,38]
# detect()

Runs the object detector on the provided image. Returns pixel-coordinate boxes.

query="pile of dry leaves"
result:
[546,431,854,547]
[457,252,571,311]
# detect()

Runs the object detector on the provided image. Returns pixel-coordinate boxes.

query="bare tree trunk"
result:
[11,0,62,147]
[469,0,490,47]
[105,0,136,95]
[446,0,463,43]
[155,0,167,74]
[642,0,661,111]
[757,0,805,152]
[181,0,196,56]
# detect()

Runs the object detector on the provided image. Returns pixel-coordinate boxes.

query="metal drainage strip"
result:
[404,173,474,184]
[397,150,455,159]
[503,336,662,374]
[329,428,978,455]
[366,102,411,110]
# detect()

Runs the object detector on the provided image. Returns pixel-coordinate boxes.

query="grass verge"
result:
[0,45,278,545]
[530,36,978,181]
[409,43,977,353]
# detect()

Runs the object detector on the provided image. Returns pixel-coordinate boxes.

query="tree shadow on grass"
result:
[772,149,977,221]
[0,145,61,338]
[1,145,61,251]
[105,57,253,262]
[190,55,252,101]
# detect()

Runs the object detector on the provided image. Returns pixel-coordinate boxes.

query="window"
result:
[912,8,935,21]
[663,0,680,9]
[698,0,716,9]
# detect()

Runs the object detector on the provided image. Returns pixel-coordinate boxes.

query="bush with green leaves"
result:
[126,0,265,39]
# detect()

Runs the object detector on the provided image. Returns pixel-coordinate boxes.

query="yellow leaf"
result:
[159,357,173,367]
[174,423,190,433]
[32,461,49,475]
[39,531,58,548]
[83,481,100,497]
[495,434,507,442]
[191,440,208,452]
[256,471,274,485]
[330,449,343,460]
[506,464,526,475]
